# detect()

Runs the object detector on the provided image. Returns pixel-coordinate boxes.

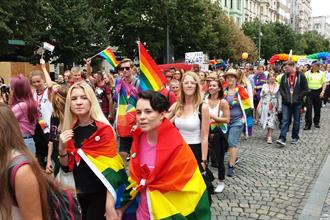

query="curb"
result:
[299,153,330,220]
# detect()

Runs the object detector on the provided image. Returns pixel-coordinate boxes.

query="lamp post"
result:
[258,9,263,63]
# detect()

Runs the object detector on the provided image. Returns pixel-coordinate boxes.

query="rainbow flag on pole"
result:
[139,42,167,91]
[99,47,119,67]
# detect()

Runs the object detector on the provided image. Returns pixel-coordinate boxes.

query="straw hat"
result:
[224,68,238,78]
[206,72,218,81]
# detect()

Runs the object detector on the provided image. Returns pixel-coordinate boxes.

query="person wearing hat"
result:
[303,61,327,130]
[276,61,308,146]
[223,69,253,177]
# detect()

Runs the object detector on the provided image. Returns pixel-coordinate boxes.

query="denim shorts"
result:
[227,120,244,148]
[23,137,36,155]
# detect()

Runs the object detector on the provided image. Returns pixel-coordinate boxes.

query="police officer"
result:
[304,61,327,130]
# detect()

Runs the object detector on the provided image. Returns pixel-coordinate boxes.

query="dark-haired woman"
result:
[0,103,51,220]
[206,74,230,193]
[127,90,211,219]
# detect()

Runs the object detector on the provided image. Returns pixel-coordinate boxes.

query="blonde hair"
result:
[237,69,249,88]
[62,81,109,130]
[175,71,202,117]
[29,70,45,84]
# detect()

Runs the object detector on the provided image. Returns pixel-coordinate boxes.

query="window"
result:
[225,0,227,7]
[230,0,233,9]
[237,0,241,10]
[236,17,241,26]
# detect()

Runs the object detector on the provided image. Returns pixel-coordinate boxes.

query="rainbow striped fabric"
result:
[128,119,211,219]
[66,121,131,208]
[99,47,119,68]
[115,80,139,137]
[139,42,167,91]
[224,85,253,136]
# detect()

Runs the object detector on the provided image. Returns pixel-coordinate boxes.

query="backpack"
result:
[8,155,82,220]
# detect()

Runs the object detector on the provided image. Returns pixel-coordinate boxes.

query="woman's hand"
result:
[130,125,137,133]
[60,130,73,145]
[45,159,54,175]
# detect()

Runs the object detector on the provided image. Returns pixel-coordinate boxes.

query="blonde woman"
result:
[237,69,254,110]
[167,71,210,169]
[59,81,128,220]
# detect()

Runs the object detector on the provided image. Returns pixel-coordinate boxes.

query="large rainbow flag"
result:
[99,47,119,67]
[115,80,138,137]
[139,42,167,91]
[128,119,211,219]
[66,121,132,208]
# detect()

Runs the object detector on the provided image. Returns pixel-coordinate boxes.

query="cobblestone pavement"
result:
[321,189,330,220]
[210,105,330,220]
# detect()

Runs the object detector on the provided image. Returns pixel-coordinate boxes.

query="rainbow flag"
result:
[99,47,119,67]
[139,42,167,91]
[66,121,132,208]
[128,119,211,219]
[115,80,138,137]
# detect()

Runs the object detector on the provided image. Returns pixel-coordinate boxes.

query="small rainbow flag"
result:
[139,42,167,91]
[99,47,119,67]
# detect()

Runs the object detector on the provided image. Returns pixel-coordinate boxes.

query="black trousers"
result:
[189,143,202,164]
[324,84,330,104]
[77,191,106,220]
[209,133,226,181]
[305,88,322,126]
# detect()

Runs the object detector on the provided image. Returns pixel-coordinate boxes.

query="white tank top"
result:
[175,111,201,144]
[33,87,53,134]
[206,99,228,133]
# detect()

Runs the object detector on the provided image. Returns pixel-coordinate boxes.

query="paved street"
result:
[210,105,330,220]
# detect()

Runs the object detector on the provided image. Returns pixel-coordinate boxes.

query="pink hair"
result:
[10,74,38,123]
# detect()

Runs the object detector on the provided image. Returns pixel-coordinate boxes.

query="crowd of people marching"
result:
[0,57,329,220]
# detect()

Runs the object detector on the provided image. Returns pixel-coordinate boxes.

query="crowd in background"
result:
[1,58,330,220]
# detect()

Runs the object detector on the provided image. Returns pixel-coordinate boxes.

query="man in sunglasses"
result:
[114,58,140,163]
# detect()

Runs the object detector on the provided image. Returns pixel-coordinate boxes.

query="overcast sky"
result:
[311,0,330,17]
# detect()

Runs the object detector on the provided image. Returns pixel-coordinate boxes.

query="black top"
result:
[279,72,309,105]
[72,122,106,194]
[49,116,60,159]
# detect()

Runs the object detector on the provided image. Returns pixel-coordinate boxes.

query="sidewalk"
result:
[210,105,330,220]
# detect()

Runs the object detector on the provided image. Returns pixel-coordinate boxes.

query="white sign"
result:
[297,58,315,67]
[185,52,204,64]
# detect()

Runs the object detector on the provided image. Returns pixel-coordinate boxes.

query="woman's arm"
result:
[15,164,43,220]
[165,102,177,122]
[200,103,210,165]
[40,58,53,89]
[58,130,74,166]
[46,141,54,174]
[105,191,119,220]
[210,99,230,124]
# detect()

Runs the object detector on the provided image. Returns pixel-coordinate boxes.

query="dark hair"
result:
[283,60,295,67]
[207,79,224,99]
[138,90,170,113]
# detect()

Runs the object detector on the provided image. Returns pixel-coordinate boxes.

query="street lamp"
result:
[258,12,263,63]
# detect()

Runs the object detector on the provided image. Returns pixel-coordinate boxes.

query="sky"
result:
[311,0,330,17]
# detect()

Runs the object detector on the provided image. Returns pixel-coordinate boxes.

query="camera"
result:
[0,85,9,94]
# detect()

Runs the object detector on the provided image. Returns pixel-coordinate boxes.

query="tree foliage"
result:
[242,20,330,60]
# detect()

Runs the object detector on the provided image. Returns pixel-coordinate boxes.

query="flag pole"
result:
[86,46,110,61]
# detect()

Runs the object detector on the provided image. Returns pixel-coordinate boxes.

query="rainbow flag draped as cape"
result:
[66,121,132,207]
[128,119,211,219]
[139,42,167,91]
[99,47,119,68]
[224,85,253,136]
[115,80,139,137]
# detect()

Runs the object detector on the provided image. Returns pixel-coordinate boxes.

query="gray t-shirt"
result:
[226,94,243,123]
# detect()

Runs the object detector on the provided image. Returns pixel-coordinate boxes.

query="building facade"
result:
[220,0,245,26]
[276,0,291,25]
[310,16,330,40]
[290,0,312,33]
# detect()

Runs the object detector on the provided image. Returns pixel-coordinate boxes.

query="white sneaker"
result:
[214,182,225,193]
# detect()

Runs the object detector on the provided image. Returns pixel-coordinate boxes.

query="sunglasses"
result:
[119,67,131,71]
